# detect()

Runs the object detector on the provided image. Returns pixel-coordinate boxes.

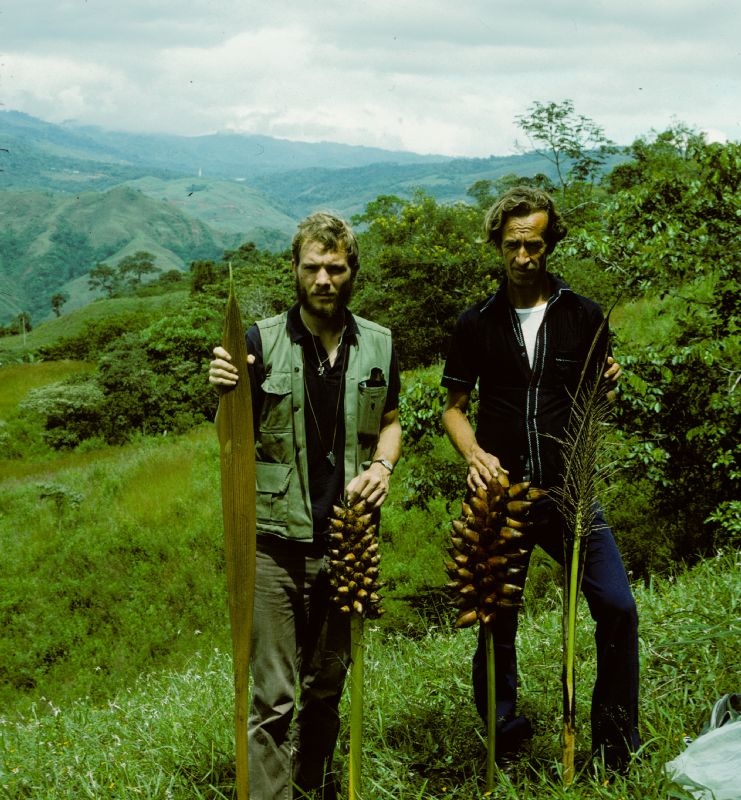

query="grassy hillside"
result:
[0,429,736,800]
[125,176,296,247]
[0,187,227,325]
[0,290,189,362]
[0,361,92,421]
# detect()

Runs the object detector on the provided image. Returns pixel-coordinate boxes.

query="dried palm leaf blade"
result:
[216,278,256,800]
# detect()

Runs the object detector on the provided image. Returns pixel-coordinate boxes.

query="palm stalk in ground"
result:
[446,475,544,792]
[216,273,256,800]
[327,498,384,800]
[551,317,614,785]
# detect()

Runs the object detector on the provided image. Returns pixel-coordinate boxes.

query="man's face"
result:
[500,210,549,290]
[294,240,354,320]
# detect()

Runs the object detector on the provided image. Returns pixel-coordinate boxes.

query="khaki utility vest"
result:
[255,312,392,540]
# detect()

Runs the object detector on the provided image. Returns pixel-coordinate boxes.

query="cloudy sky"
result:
[1,0,738,157]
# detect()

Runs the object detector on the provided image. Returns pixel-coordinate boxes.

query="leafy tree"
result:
[117,251,159,288]
[88,262,119,298]
[18,376,103,449]
[515,99,617,194]
[466,180,496,211]
[50,292,69,317]
[353,191,500,368]
[601,131,740,566]
[190,259,219,294]
[14,311,32,334]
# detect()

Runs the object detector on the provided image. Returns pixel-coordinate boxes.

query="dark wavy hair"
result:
[482,186,567,254]
[291,212,360,273]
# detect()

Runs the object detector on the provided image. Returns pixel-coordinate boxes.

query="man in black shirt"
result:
[441,187,639,770]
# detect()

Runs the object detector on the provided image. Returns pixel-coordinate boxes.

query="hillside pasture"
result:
[0,361,92,420]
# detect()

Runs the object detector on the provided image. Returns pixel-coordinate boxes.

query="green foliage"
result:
[612,338,739,566]
[515,100,618,193]
[353,192,500,368]
[18,375,104,449]
[94,300,221,444]
[36,312,153,360]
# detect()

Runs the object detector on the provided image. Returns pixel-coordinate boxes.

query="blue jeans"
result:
[248,536,350,800]
[472,499,640,766]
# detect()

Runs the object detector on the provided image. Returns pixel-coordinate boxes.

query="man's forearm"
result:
[442,405,480,464]
[371,413,401,467]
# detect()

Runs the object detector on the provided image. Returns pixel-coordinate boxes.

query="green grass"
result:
[0,361,92,421]
[610,273,718,349]
[0,349,735,798]
[1,546,736,798]
[0,427,230,714]
[0,290,188,361]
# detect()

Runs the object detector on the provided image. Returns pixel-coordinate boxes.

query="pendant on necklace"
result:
[317,363,325,377]
[326,451,336,468]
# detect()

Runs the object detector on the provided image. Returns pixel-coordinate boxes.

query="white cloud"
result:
[1,0,738,156]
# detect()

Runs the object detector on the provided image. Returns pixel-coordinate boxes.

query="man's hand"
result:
[209,346,255,387]
[346,461,391,510]
[604,356,622,386]
[603,355,622,402]
[466,446,508,494]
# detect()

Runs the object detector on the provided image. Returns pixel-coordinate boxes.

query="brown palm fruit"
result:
[447,475,545,629]
[328,498,384,618]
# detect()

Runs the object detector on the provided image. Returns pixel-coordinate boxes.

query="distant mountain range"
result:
[0,109,581,324]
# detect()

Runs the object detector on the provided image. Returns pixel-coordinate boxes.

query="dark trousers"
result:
[472,500,640,766]
[249,536,350,800]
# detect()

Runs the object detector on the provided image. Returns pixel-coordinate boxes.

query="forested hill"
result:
[0,187,229,322]
[0,109,450,190]
[0,109,585,325]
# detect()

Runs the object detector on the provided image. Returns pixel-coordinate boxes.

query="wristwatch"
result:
[372,458,394,474]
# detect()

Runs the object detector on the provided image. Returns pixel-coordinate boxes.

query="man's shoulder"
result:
[351,312,392,339]
[552,283,604,319]
[455,294,501,327]
[256,311,288,330]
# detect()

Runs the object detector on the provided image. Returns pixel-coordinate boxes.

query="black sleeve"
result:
[383,345,401,414]
[440,308,480,394]
[245,324,265,434]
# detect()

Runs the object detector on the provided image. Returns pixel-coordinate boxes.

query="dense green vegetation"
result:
[0,111,738,798]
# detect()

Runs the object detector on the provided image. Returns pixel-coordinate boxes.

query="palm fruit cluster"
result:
[328,499,384,618]
[447,477,545,629]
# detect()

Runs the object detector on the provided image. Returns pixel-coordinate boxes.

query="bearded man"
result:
[209,212,401,799]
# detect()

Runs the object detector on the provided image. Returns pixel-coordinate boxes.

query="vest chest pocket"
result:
[357,382,387,438]
[260,371,293,432]
[255,461,292,528]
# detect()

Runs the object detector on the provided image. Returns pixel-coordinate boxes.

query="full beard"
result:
[296,278,353,321]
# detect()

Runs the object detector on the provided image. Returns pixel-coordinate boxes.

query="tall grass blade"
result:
[216,274,256,800]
